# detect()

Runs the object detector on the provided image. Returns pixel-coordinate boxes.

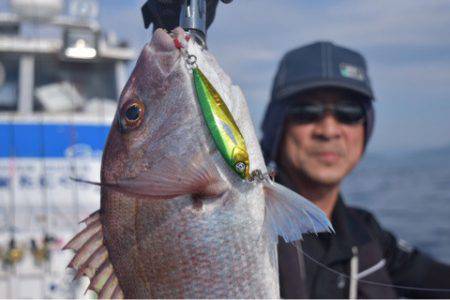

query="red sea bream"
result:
[64,28,332,299]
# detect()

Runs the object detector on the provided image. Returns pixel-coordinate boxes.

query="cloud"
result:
[308,0,450,47]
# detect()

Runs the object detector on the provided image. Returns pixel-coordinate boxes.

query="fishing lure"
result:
[176,37,251,180]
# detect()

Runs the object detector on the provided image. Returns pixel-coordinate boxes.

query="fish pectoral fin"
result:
[63,210,124,299]
[116,154,224,199]
[263,181,334,244]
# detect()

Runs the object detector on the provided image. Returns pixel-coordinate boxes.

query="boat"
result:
[0,0,134,297]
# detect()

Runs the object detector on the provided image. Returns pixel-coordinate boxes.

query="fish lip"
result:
[152,27,189,53]
[143,27,188,78]
[152,28,179,52]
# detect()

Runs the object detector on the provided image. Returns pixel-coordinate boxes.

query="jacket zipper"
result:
[349,246,359,299]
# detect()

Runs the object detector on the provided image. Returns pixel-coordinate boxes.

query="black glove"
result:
[142,0,233,32]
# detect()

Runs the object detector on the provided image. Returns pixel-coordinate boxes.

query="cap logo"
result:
[339,63,365,81]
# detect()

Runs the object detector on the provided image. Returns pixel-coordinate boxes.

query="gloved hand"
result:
[142,0,233,31]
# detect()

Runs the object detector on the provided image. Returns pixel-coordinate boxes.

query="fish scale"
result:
[64,27,332,299]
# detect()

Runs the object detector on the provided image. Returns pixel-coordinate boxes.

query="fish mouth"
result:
[152,27,188,53]
[144,27,190,77]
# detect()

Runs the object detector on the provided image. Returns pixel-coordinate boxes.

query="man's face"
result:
[279,88,365,187]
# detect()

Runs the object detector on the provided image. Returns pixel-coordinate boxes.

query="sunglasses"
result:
[288,101,366,125]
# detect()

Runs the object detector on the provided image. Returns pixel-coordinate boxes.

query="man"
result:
[261,41,450,298]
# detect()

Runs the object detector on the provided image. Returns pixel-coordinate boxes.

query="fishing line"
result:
[298,246,450,293]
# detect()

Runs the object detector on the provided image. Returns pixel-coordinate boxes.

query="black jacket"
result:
[278,197,450,298]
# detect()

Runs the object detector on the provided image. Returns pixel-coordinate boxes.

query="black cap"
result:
[271,41,374,102]
[261,41,375,165]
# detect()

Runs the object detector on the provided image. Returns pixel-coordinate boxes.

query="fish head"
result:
[117,29,181,133]
[101,28,228,199]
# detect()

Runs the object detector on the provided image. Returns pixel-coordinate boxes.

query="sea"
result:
[342,146,450,264]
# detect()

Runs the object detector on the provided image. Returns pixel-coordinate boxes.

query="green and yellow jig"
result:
[177,37,250,179]
[193,68,250,179]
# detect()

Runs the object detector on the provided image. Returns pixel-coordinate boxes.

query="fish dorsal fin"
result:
[63,211,124,299]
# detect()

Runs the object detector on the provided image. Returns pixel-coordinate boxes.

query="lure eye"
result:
[235,162,247,174]
[119,99,145,131]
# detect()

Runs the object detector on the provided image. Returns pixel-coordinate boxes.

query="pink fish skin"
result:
[101,27,278,298]
[64,27,332,299]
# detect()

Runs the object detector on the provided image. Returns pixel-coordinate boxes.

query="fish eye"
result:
[119,99,145,131]
[125,104,141,121]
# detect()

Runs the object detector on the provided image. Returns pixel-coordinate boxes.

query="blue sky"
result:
[97,0,450,154]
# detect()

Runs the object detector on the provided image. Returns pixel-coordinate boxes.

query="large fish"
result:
[64,28,332,299]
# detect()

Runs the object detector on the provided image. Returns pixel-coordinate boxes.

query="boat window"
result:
[33,55,118,114]
[0,54,19,111]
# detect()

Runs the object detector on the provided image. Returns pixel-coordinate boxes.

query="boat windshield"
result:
[33,55,118,114]
[0,54,19,111]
